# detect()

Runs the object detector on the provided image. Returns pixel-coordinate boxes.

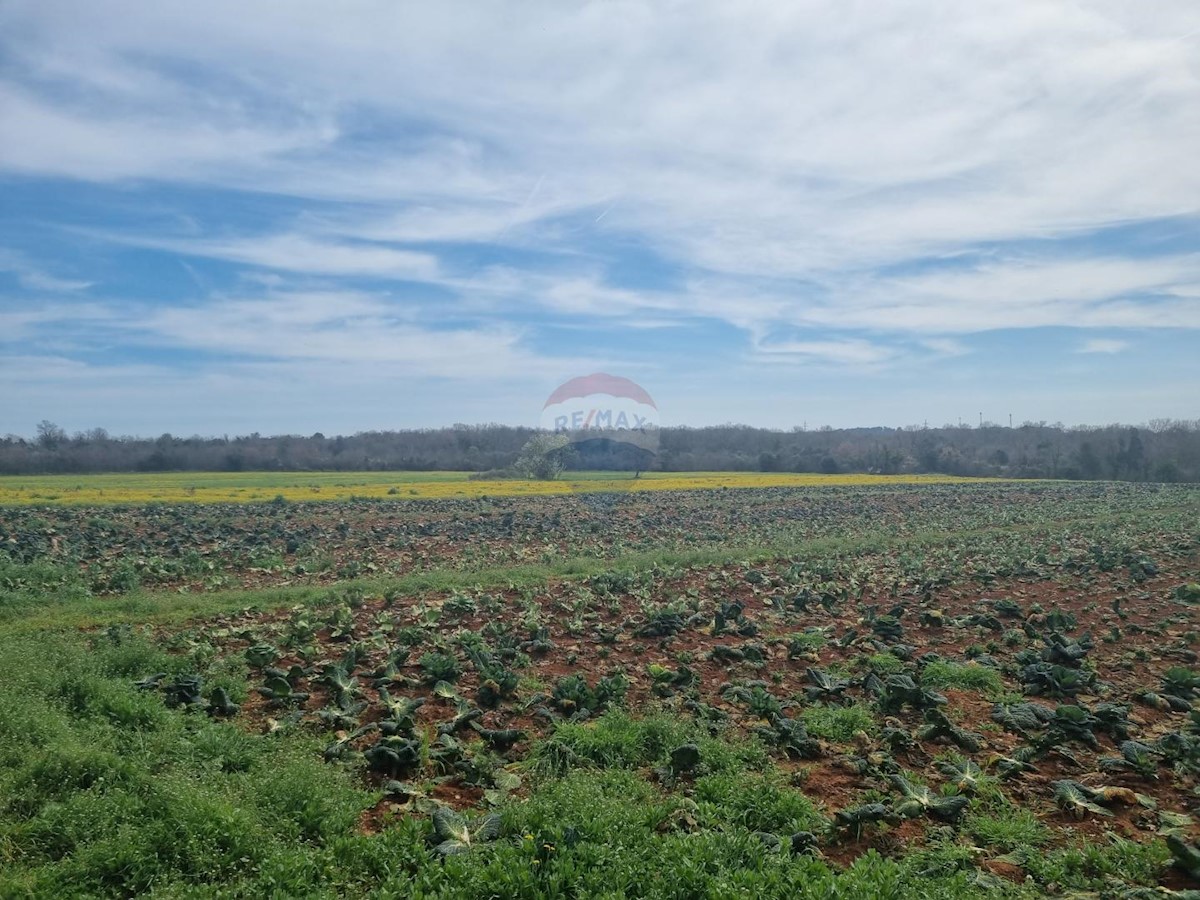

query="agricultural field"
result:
[0,470,987,506]
[2,479,1200,897]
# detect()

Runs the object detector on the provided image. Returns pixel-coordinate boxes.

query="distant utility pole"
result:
[1009,413,1013,428]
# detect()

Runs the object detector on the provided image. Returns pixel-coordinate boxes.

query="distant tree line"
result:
[3,418,1199,482]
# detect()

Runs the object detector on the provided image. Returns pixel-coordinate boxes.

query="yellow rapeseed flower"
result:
[0,470,999,507]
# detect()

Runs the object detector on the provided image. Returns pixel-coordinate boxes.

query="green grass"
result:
[921,660,1005,697]
[527,710,769,778]
[965,806,1049,851]
[799,704,877,742]
[1021,840,1172,893]
[693,771,824,833]
[786,630,828,655]
[864,652,907,674]
[0,629,375,898]
[403,769,1009,900]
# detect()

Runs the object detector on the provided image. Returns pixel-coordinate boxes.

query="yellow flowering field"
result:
[0,470,995,506]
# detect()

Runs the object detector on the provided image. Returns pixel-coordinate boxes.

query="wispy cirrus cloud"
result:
[1077,338,1129,354]
[0,249,92,293]
[91,232,442,281]
[134,291,533,374]
[800,253,1200,334]
[753,338,898,368]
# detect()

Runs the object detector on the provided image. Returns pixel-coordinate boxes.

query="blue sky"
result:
[1,1,1198,437]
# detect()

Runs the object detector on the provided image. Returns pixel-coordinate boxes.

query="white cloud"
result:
[101,232,441,280]
[921,338,971,357]
[0,300,114,342]
[5,1,1200,270]
[126,291,541,375]
[799,254,1200,334]
[0,82,333,182]
[2,0,1199,434]
[16,271,93,292]
[1077,338,1129,354]
[0,249,92,293]
[752,338,896,367]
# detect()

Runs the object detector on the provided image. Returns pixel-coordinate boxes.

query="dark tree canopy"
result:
[2,420,1198,482]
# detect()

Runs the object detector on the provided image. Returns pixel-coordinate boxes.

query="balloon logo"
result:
[539,373,659,470]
